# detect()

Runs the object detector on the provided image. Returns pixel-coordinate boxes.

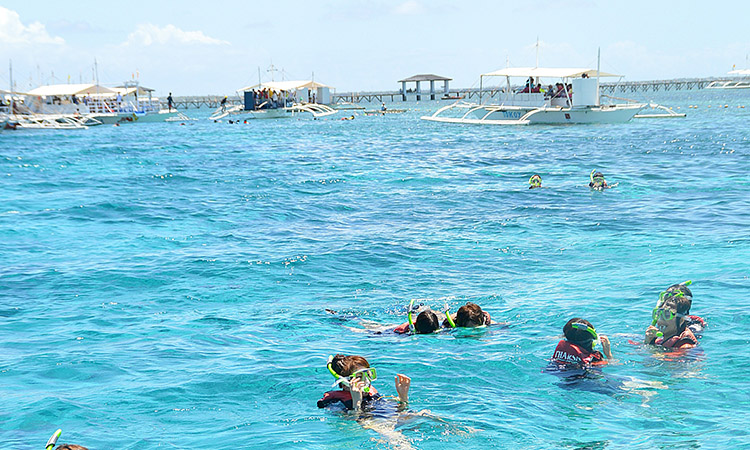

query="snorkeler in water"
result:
[529,174,543,189]
[444,302,494,328]
[318,354,410,412]
[588,169,614,190]
[551,318,613,369]
[644,281,706,349]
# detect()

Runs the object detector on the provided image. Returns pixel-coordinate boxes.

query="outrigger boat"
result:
[210,80,338,121]
[422,64,683,125]
[24,82,181,124]
[705,69,750,90]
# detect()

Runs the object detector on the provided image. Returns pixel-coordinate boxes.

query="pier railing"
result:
[165,77,746,109]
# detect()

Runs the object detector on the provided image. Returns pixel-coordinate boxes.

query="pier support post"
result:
[401,81,407,101]
[416,81,421,101]
[444,80,450,94]
[430,80,435,100]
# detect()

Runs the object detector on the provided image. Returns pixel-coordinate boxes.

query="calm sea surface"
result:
[1,90,749,449]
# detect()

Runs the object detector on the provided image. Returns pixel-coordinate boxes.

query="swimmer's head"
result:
[563,318,598,352]
[529,174,542,188]
[456,302,487,327]
[329,354,369,377]
[55,446,89,450]
[414,310,440,334]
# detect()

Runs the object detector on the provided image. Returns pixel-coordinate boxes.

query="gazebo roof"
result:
[398,74,452,83]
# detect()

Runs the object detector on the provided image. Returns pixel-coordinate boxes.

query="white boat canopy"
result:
[728,69,750,76]
[26,84,117,97]
[238,80,333,92]
[113,86,155,96]
[481,67,621,78]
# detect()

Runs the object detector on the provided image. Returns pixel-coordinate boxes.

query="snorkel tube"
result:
[590,169,596,185]
[46,429,62,450]
[407,299,416,333]
[443,302,456,328]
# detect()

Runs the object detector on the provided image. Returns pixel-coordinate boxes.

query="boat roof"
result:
[113,86,155,96]
[481,67,621,78]
[26,84,118,96]
[239,80,332,92]
[728,69,750,75]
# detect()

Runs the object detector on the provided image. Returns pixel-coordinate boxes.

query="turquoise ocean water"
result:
[1,90,749,449]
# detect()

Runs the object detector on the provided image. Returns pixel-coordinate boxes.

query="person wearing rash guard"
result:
[645,282,705,348]
[551,318,613,368]
[317,354,410,413]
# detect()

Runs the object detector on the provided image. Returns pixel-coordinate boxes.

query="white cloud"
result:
[0,6,64,45]
[124,24,228,46]
[393,1,425,15]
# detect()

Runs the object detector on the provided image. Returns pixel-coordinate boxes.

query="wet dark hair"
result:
[456,303,485,327]
[593,172,604,178]
[415,310,440,334]
[563,318,596,352]
[55,446,89,450]
[666,283,692,299]
[662,284,693,316]
[330,354,369,377]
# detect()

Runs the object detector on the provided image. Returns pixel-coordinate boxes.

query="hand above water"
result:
[644,326,659,344]
[395,374,410,403]
[599,335,613,359]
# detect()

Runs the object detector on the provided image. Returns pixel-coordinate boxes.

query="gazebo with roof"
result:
[398,74,452,101]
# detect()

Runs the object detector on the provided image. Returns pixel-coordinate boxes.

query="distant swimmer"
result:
[589,170,614,190]
[529,174,543,189]
[341,115,355,121]
[381,102,387,112]
[644,280,706,349]
[392,299,455,334]
[551,318,613,369]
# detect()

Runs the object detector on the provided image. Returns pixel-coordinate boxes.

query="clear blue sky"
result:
[1,1,748,96]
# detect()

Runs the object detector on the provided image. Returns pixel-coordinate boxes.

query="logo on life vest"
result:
[553,350,582,364]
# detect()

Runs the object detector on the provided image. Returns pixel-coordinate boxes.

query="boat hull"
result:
[93,110,181,124]
[424,103,644,125]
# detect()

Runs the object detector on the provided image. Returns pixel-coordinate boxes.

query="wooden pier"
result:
[166,77,743,108]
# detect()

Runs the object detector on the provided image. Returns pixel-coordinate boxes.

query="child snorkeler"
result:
[644,281,705,349]
[551,318,613,368]
[318,354,410,412]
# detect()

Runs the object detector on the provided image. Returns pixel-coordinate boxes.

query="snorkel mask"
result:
[590,169,605,186]
[529,175,542,187]
[327,355,377,393]
[651,280,692,326]
[407,299,455,332]
[571,322,600,350]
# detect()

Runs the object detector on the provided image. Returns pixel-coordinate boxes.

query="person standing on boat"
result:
[167,92,173,111]
[220,96,227,112]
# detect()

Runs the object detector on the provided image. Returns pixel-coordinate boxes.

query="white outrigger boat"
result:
[210,80,338,121]
[422,66,683,125]
[705,69,750,90]
[24,82,181,124]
